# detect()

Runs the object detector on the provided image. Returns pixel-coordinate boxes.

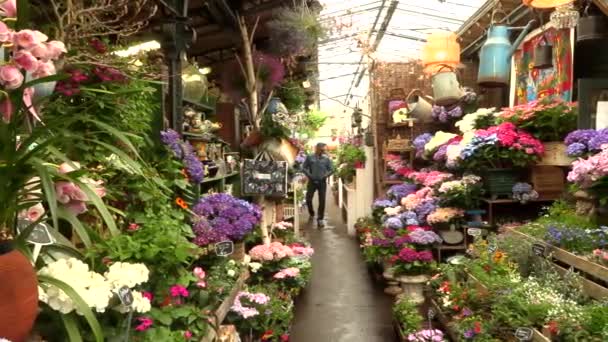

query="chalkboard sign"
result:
[514,327,533,341]
[215,240,234,257]
[117,286,134,307]
[16,220,54,245]
[532,243,546,257]
[467,228,482,237]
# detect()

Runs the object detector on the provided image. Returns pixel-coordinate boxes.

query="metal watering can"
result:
[478,12,536,88]
[432,65,463,107]
[406,89,434,123]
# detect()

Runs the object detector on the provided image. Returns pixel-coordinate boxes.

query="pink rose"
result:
[0,65,23,89]
[193,267,206,279]
[0,21,11,42]
[32,60,55,79]
[13,50,38,72]
[0,0,16,18]
[58,161,81,174]
[128,223,140,231]
[15,29,47,49]
[65,200,88,215]
[46,41,66,60]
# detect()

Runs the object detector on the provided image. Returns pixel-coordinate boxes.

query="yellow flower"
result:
[425,131,457,152]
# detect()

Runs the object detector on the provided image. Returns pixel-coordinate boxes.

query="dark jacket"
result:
[302,153,334,182]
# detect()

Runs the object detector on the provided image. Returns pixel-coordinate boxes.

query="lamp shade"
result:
[522,0,573,8]
[421,32,460,74]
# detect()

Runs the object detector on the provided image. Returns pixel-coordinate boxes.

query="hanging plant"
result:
[220,52,285,104]
[267,2,326,57]
[276,80,306,112]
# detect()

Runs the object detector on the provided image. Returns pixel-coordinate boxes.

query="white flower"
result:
[114,291,151,313]
[0,338,13,342]
[249,262,262,273]
[455,107,496,133]
[243,255,251,265]
[425,131,457,152]
[104,262,149,290]
[227,269,236,277]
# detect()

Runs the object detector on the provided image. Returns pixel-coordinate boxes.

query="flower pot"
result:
[241,129,263,149]
[482,168,519,199]
[396,274,429,304]
[538,142,573,166]
[0,242,38,342]
[438,224,464,245]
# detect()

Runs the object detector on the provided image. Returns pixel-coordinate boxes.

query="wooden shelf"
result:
[385,147,414,153]
[382,179,404,185]
[388,120,416,128]
[202,172,239,184]
[482,196,558,204]
[436,244,466,250]
[183,98,215,112]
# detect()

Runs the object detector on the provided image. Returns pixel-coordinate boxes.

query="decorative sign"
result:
[532,243,546,257]
[514,327,534,341]
[16,219,54,245]
[117,286,134,307]
[215,240,234,257]
[467,228,482,237]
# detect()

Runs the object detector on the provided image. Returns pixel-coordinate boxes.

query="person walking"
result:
[302,143,334,228]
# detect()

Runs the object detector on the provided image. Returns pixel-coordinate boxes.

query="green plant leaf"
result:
[38,275,104,342]
[61,313,84,342]
[34,162,59,230]
[57,207,92,248]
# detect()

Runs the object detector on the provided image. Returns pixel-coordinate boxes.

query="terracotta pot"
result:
[0,242,38,342]
[240,130,263,148]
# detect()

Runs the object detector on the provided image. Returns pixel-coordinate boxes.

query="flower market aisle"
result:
[290,193,395,342]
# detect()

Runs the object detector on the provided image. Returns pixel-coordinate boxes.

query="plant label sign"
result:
[117,286,134,307]
[514,327,533,341]
[215,240,234,257]
[532,243,546,257]
[467,228,482,237]
[427,308,436,319]
[488,244,497,253]
[16,219,54,245]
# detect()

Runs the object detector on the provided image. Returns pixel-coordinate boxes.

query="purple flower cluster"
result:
[383,228,397,238]
[398,211,419,226]
[387,183,417,201]
[160,129,204,183]
[394,236,412,247]
[433,144,448,162]
[373,199,397,209]
[433,105,463,123]
[413,133,433,157]
[409,228,442,245]
[415,200,437,224]
[192,193,262,245]
[565,129,608,156]
[372,238,392,247]
[398,248,433,263]
[385,217,404,230]
[295,151,306,164]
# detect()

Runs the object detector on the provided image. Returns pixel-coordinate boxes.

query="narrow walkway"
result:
[291,192,395,342]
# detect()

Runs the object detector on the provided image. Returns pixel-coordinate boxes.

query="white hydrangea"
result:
[454,107,496,133]
[249,262,263,273]
[104,262,149,290]
[38,258,150,316]
[227,269,236,277]
[114,291,151,314]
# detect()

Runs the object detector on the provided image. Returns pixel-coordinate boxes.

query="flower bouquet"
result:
[498,98,577,142]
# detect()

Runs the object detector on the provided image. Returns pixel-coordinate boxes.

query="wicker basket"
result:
[538,142,574,166]
[386,135,410,150]
[530,166,565,197]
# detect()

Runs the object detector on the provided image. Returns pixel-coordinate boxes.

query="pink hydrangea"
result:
[567,146,608,188]
[249,242,295,261]
[273,267,300,279]
[290,246,314,257]
[427,207,464,225]
[409,171,453,187]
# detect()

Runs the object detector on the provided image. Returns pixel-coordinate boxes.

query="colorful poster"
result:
[513,27,573,105]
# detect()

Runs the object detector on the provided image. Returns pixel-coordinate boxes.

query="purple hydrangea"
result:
[413,133,433,157]
[161,129,204,183]
[372,238,392,247]
[373,199,397,209]
[415,200,437,224]
[385,216,404,230]
[566,142,587,157]
[160,129,183,158]
[564,129,597,145]
[394,236,412,247]
[432,105,463,123]
[383,228,397,238]
[398,211,419,226]
[433,144,448,162]
[409,228,442,245]
[191,194,262,245]
[387,183,417,201]
[588,129,608,151]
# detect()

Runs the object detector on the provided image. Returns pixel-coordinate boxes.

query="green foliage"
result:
[276,80,306,112]
[260,110,291,139]
[499,98,577,141]
[267,2,326,57]
[335,143,365,182]
[392,297,422,335]
[298,110,328,138]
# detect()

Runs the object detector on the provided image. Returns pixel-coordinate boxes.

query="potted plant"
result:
[392,296,423,339]
[335,141,366,183]
[266,2,326,57]
[458,122,544,198]
[390,247,436,304]
[499,98,577,166]
[436,175,484,210]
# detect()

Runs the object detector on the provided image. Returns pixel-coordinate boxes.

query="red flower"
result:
[548,321,559,334]
[389,255,399,264]
[473,321,482,334]
[261,330,274,340]
[483,264,492,272]
[452,305,460,311]
[280,334,289,342]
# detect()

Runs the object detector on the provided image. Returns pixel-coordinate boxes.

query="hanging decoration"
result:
[550,2,580,28]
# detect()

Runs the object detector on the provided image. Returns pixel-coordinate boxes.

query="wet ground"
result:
[291,193,396,342]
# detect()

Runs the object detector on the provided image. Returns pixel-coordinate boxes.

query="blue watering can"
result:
[478,13,536,88]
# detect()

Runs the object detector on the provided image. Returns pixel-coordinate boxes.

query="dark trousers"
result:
[306,180,327,220]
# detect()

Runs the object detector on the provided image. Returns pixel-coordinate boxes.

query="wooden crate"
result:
[530,166,565,197]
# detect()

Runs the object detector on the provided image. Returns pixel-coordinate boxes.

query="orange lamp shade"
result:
[522,0,574,8]
[421,32,460,74]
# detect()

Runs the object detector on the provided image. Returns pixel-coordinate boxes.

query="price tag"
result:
[467,228,482,237]
[117,286,134,307]
[215,240,234,257]
[488,244,497,253]
[514,327,533,341]
[532,243,546,257]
